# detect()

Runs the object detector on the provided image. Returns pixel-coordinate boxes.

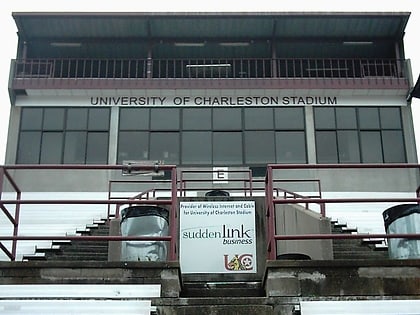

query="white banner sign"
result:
[179,201,256,274]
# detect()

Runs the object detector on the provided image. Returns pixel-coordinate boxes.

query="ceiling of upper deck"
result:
[12,12,410,59]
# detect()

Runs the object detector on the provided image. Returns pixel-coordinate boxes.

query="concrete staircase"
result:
[16,217,394,314]
[25,218,389,262]
[23,220,110,262]
[331,220,388,260]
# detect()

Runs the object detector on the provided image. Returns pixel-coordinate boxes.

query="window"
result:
[150,108,179,130]
[118,106,307,166]
[213,132,242,165]
[182,132,212,164]
[150,132,180,164]
[17,107,110,164]
[314,107,405,163]
[213,108,242,130]
[244,107,274,129]
[118,131,149,163]
[276,131,307,163]
[244,131,275,164]
[182,108,211,130]
[275,107,307,163]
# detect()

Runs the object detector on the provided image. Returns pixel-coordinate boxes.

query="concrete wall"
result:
[275,204,333,260]
[1,259,419,314]
[0,261,182,298]
[2,166,419,193]
[264,259,420,298]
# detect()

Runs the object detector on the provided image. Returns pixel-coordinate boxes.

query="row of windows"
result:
[118,130,306,165]
[314,107,405,163]
[119,107,305,131]
[18,107,110,164]
[16,106,406,165]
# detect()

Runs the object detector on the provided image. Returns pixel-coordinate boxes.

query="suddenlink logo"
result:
[182,225,253,245]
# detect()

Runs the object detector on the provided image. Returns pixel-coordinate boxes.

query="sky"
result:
[0,0,418,164]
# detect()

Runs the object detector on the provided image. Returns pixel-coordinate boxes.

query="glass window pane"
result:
[213,132,242,165]
[150,108,180,130]
[213,108,242,130]
[360,131,383,162]
[182,132,212,164]
[43,108,65,130]
[21,108,43,130]
[382,130,406,162]
[244,131,275,164]
[244,107,273,130]
[40,132,63,164]
[67,108,88,130]
[316,131,338,163]
[17,131,41,163]
[314,107,335,129]
[359,108,380,129]
[119,108,150,130]
[336,108,357,129]
[275,107,305,130]
[182,108,211,130]
[380,107,402,129]
[117,131,149,163]
[86,132,109,164]
[150,132,179,164]
[337,130,360,163]
[88,108,110,130]
[275,131,307,163]
[64,131,87,164]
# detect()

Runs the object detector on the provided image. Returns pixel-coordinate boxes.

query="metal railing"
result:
[272,178,324,215]
[0,164,178,261]
[179,169,257,197]
[13,58,408,81]
[1,163,420,262]
[265,163,420,260]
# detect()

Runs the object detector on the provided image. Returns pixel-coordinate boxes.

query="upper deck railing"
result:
[12,58,408,81]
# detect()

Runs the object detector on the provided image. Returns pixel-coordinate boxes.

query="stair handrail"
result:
[0,164,178,261]
[265,163,420,260]
[113,188,159,219]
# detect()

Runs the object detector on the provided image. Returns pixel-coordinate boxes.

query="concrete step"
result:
[331,220,388,260]
[181,281,264,298]
[334,251,388,260]
[58,245,109,253]
[160,303,273,315]
[47,253,109,261]
[24,219,111,262]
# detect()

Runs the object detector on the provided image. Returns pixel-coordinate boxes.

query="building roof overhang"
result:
[11,12,411,59]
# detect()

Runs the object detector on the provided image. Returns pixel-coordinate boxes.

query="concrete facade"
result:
[1,260,419,314]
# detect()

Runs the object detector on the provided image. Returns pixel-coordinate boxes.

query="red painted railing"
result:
[265,163,420,260]
[13,58,408,81]
[1,163,419,262]
[0,164,178,261]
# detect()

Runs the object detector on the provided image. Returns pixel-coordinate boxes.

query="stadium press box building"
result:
[2,11,420,314]
[2,12,420,265]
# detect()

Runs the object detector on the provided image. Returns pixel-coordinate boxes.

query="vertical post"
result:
[169,166,178,261]
[11,191,21,260]
[146,47,153,79]
[107,181,112,221]
[0,166,4,200]
[265,165,276,260]
[248,169,253,197]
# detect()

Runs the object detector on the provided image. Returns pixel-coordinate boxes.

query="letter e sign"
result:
[213,167,228,183]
